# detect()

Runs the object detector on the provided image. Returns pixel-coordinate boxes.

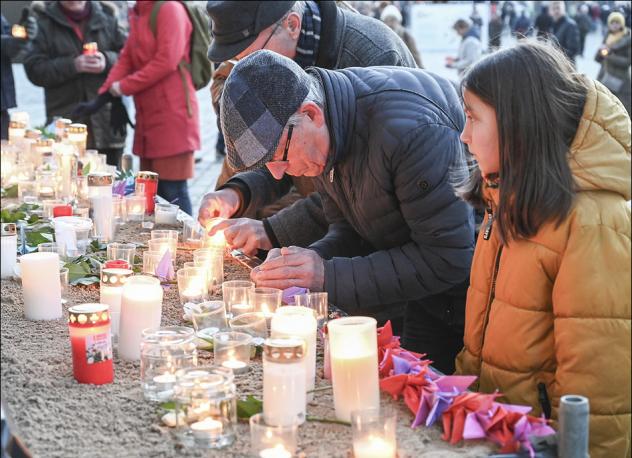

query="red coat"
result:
[100,0,200,159]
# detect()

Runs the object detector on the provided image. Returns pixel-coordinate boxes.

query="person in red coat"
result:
[100,0,200,214]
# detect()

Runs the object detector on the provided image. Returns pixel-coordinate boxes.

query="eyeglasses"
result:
[274,124,294,164]
[260,22,281,50]
[265,124,294,178]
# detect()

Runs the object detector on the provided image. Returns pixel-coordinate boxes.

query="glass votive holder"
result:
[183,220,205,249]
[60,267,69,305]
[148,237,177,264]
[18,180,37,200]
[174,366,237,449]
[294,292,328,329]
[177,267,209,305]
[249,413,299,458]
[140,326,198,402]
[203,217,227,251]
[351,407,397,458]
[125,195,146,222]
[142,250,164,276]
[193,248,224,295]
[42,199,66,219]
[154,203,179,225]
[38,242,67,260]
[229,312,268,340]
[222,280,255,318]
[112,194,126,226]
[213,331,252,375]
[151,229,179,241]
[249,287,282,325]
[106,242,136,268]
[190,300,228,336]
[36,170,59,199]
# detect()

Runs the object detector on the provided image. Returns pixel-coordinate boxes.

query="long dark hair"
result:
[459,40,587,242]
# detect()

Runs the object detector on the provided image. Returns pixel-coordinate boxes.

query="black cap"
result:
[206,1,295,63]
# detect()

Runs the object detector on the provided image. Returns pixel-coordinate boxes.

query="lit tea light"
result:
[205,218,227,249]
[231,303,253,317]
[259,444,292,458]
[11,25,26,39]
[221,359,247,372]
[353,436,396,458]
[191,417,223,440]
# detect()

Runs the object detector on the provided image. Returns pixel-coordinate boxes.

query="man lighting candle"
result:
[215,50,474,373]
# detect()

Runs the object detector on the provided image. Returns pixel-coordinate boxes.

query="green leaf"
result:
[25,230,53,247]
[3,184,18,198]
[237,395,263,420]
[160,401,176,411]
[65,260,93,283]
[306,416,350,426]
[89,239,108,253]
[82,162,91,176]
[27,214,40,225]
[70,276,99,286]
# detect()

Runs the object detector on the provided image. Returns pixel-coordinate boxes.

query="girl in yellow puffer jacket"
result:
[455,40,631,457]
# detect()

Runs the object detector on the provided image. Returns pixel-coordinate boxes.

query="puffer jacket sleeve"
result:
[118,2,190,95]
[23,21,77,88]
[319,124,474,310]
[551,215,631,457]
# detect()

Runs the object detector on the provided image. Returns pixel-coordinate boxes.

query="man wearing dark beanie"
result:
[214,50,474,374]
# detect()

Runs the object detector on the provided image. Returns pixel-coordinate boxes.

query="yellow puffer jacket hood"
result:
[456,79,631,458]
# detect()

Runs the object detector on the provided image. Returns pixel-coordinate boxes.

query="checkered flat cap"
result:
[220,50,311,171]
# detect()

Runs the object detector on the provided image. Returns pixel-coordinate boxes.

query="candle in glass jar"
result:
[191,417,223,440]
[353,436,396,458]
[259,445,292,458]
[20,252,62,320]
[118,275,163,361]
[328,317,379,422]
[83,41,98,55]
[1,223,17,279]
[68,303,114,385]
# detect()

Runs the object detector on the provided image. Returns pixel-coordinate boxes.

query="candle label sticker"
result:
[85,333,112,364]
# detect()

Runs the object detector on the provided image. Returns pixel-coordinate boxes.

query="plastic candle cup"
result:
[150,229,179,242]
[229,312,268,340]
[193,248,224,295]
[221,280,254,319]
[183,220,205,249]
[328,317,380,422]
[249,287,282,329]
[154,203,179,225]
[190,301,228,334]
[106,242,136,267]
[125,195,146,222]
[140,326,197,401]
[177,267,209,305]
[118,275,163,361]
[99,267,133,342]
[142,251,164,276]
[148,237,177,265]
[249,413,298,458]
[203,218,227,251]
[68,303,114,385]
[213,331,252,375]
[351,407,397,458]
[294,292,329,329]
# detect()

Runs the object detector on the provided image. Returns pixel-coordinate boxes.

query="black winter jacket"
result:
[304,66,474,316]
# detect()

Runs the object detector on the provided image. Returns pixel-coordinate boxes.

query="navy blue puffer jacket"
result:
[307,66,475,316]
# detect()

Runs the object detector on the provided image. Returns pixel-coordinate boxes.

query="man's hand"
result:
[198,188,241,226]
[209,218,272,256]
[251,246,324,291]
[108,81,123,97]
[75,53,106,74]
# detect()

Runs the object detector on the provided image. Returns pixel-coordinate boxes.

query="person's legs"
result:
[1,110,9,140]
[99,148,124,168]
[401,289,466,374]
[157,179,192,215]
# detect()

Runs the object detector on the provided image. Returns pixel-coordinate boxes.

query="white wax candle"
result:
[20,252,62,320]
[1,235,17,279]
[190,417,222,440]
[353,436,396,458]
[259,445,292,458]
[118,276,163,361]
[263,354,306,427]
[155,207,178,225]
[59,148,75,199]
[100,284,122,338]
[271,310,317,397]
[231,303,252,316]
[91,195,114,242]
[221,359,247,372]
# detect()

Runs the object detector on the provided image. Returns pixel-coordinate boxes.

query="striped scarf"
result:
[294,1,321,68]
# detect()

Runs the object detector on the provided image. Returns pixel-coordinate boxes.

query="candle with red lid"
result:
[68,303,114,385]
[83,42,98,55]
[136,171,159,215]
[53,205,73,218]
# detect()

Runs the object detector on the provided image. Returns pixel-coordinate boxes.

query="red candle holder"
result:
[104,259,130,270]
[53,205,73,218]
[83,42,98,55]
[136,171,159,215]
[68,303,114,385]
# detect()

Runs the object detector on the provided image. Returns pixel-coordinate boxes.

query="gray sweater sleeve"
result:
[264,193,329,248]
[222,169,294,219]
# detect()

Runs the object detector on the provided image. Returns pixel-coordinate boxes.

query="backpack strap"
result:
[151,0,193,118]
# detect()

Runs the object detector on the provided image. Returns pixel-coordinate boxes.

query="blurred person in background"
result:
[534,4,553,38]
[488,11,503,51]
[445,19,482,77]
[381,4,423,67]
[99,1,200,214]
[1,12,37,139]
[574,4,593,57]
[24,0,127,166]
[512,9,532,38]
[595,11,631,115]
[550,0,580,66]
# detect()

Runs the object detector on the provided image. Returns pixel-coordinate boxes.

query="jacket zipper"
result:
[480,206,502,351]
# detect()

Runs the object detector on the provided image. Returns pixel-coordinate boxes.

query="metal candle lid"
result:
[55,118,72,128]
[67,123,87,134]
[263,337,306,363]
[100,268,133,286]
[25,129,41,139]
[36,138,54,148]
[0,223,17,236]
[68,303,110,326]
[87,172,113,186]
[137,171,159,181]
[8,120,26,129]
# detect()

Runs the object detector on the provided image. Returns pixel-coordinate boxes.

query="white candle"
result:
[271,307,317,399]
[57,145,76,199]
[259,445,292,458]
[118,276,163,361]
[20,252,62,320]
[221,359,247,373]
[328,317,379,422]
[153,373,176,396]
[353,436,396,458]
[154,205,178,225]
[231,303,252,316]
[190,417,223,440]
[100,285,122,338]
[91,195,114,242]
[1,233,17,279]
